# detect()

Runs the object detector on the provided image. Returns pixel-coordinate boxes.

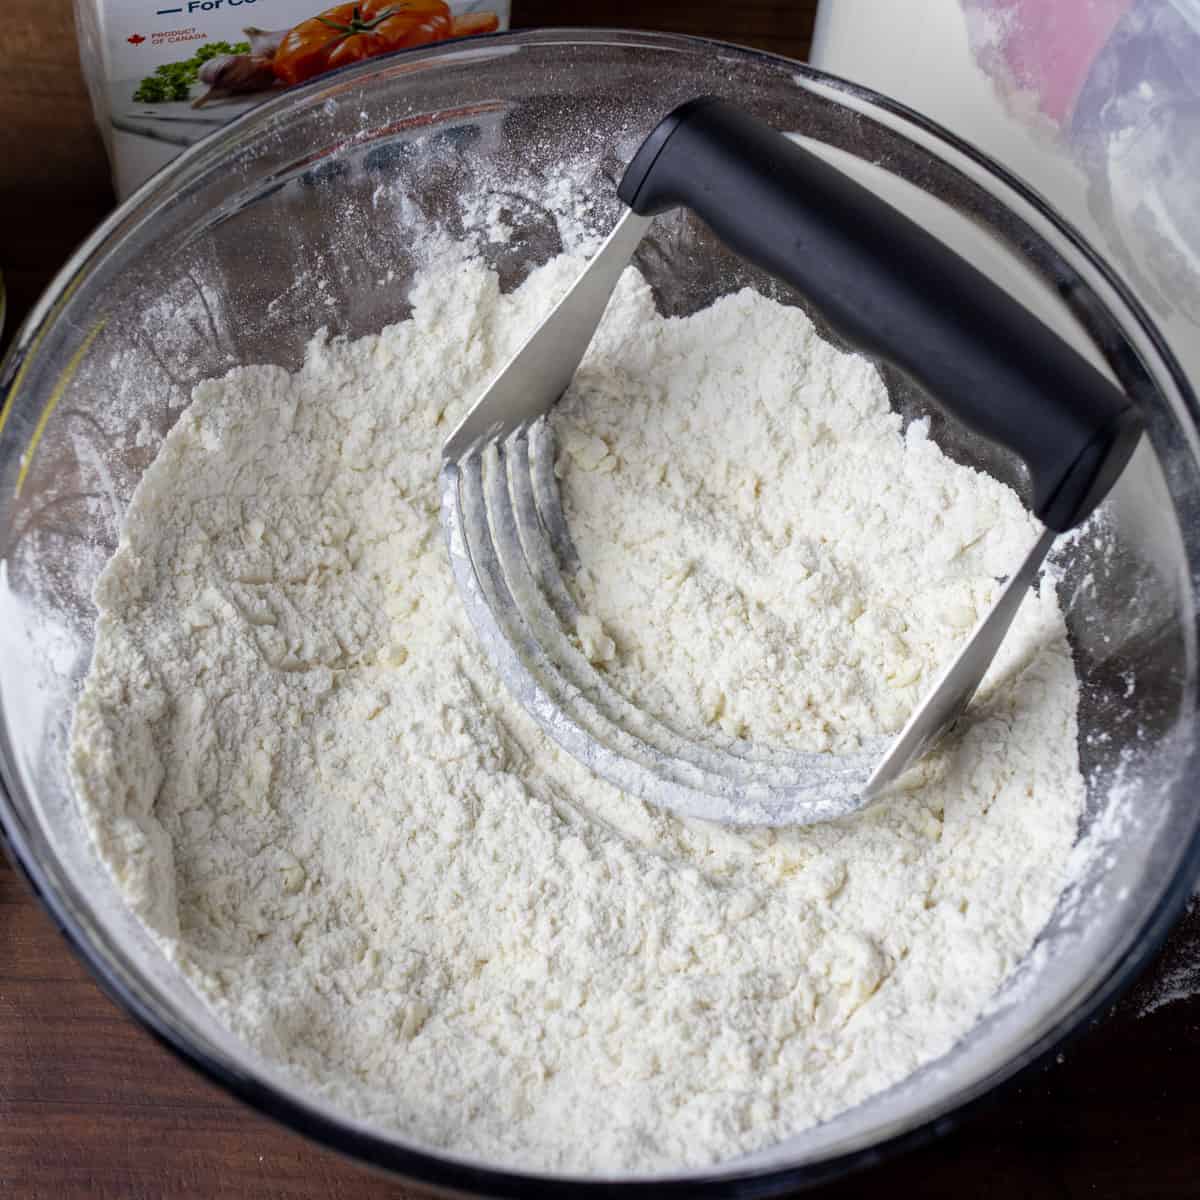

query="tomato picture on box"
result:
[142,2,499,105]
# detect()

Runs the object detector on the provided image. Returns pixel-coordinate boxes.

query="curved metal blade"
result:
[863,524,1057,799]
[441,209,652,463]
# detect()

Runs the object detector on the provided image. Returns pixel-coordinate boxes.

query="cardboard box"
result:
[76,0,510,197]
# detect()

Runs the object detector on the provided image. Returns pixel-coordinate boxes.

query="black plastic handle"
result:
[617,97,1142,532]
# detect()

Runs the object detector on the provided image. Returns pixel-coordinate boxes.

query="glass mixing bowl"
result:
[1,29,1198,1196]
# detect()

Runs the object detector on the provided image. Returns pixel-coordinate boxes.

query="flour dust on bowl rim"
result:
[0,29,1197,1195]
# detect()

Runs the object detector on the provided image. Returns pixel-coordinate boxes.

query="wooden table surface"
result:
[2,2,1198,1197]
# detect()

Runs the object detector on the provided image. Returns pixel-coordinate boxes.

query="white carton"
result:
[75,0,510,197]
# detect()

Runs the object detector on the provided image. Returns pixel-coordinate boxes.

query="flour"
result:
[552,284,1043,753]
[69,246,1085,1173]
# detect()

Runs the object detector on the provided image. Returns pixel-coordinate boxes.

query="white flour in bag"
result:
[70,248,1084,1172]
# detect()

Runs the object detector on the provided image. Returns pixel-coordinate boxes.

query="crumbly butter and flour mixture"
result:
[70,247,1084,1172]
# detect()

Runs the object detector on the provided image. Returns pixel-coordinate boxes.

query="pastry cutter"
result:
[439,97,1143,827]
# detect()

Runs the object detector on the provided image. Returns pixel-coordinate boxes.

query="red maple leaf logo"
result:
[127,33,145,44]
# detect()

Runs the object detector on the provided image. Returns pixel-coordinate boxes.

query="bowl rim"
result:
[2,25,1199,1197]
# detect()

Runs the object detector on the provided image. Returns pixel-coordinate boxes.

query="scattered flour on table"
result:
[1136,889,1200,1017]
[70,246,1084,1172]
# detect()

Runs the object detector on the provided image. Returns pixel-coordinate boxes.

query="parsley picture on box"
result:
[132,39,252,104]
[74,0,510,196]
